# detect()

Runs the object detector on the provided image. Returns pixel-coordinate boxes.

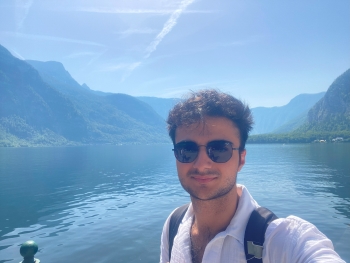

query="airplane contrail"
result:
[144,0,196,59]
[120,0,196,81]
[15,0,34,31]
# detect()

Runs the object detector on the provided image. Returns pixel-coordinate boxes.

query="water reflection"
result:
[240,143,350,261]
[4,146,170,214]
[0,144,184,262]
[242,143,350,217]
[0,144,349,262]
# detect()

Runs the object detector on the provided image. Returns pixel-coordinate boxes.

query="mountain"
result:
[26,60,111,97]
[248,69,350,144]
[27,60,169,144]
[137,96,181,120]
[299,68,350,132]
[27,60,167,132]
[0,45,89,146]
[251,92,325,135]
[137,92,325,133]
[81,83,110,96]
[0,45,169,146]
[271,112,307,134]
[26,60,98,97]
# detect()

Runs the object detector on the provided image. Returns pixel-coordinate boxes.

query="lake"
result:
[0,143,349,262]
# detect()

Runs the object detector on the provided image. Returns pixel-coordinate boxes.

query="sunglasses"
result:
[173,140,240,163]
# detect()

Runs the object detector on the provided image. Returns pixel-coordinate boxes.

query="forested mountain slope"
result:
[251,92,325,135]
[249,68,350,143]
[0,45,168,146]
[299,68,350,132]
[27,60,167,136]
[0,45,88,145]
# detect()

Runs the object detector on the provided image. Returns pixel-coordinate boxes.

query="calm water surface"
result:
[0,143,349,262]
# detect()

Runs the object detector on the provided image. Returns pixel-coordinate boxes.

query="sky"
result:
[0,0,349,107]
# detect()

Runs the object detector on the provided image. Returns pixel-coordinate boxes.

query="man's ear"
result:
[238,149,246,172]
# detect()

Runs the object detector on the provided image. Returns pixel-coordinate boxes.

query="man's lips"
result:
[191,176,217,184]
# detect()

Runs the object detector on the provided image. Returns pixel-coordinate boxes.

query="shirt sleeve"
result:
[263,215,345,263]
[160,210,174,263]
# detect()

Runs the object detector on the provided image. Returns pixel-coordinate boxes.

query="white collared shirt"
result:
[160,184,344,263]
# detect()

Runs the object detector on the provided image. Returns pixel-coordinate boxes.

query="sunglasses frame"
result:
[172,140,240,163]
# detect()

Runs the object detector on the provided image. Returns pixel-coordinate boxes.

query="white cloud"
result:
[144,0,196,59]
[160,82,218,98]
[65,51,99,59]
[15,0,34,31]
[3,32,105,47]
[79,8,172,14]
[159,80,238,98]
[100,62,141,72]
[78,7,211,15]
[65,50,107,68]
[110,0,196,82]
[216,35,263,47]
[97,62,140,83]
[116,28,158,39]
[86,50,108,66]
[120,62,142,82]
[154,35,263,56]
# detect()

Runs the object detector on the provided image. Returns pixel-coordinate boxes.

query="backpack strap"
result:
[168,203,189,260]
[244,207,278,262]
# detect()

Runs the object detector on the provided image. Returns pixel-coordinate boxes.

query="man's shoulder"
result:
[263,215,345,262]
[266,215,322,236]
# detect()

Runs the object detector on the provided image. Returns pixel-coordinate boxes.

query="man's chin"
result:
[189,189,233,201]
[184,182,237,202]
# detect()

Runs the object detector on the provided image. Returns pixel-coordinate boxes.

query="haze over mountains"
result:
[250,92,326,135]
[0,44,168,146]
[0,44,349,146]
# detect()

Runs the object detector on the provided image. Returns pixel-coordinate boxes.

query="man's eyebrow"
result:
[177,140,194,144]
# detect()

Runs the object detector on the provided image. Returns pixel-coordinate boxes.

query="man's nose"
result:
[192,146,212,170]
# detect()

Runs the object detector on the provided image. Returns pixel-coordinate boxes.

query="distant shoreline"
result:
[248,131,350,144]
[1,140,349,148]
[2,131,350,147]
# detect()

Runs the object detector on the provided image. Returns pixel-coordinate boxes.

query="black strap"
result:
[168,203,189,260]
[244,207,278,262]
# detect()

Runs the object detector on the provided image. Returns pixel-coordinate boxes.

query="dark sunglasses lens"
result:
[207,141,232,163]
[174,142,198,163]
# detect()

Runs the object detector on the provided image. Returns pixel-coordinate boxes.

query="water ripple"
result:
[0,144,349,262]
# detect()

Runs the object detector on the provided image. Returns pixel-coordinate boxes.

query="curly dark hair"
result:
[167,89,253,150]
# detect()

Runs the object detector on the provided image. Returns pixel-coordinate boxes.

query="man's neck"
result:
[191,185,240,236]
[189,186,240,263]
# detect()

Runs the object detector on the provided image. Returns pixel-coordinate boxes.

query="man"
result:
[160,90,344,263]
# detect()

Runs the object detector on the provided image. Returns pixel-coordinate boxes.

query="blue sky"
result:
[0,0,349,107]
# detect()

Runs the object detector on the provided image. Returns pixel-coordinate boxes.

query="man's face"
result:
[174,116,246,201]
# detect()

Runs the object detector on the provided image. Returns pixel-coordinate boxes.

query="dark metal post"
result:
[19,240,40,263]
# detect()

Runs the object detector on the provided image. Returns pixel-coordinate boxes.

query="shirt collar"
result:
[182,184,259,245]
[224,184,259,244]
